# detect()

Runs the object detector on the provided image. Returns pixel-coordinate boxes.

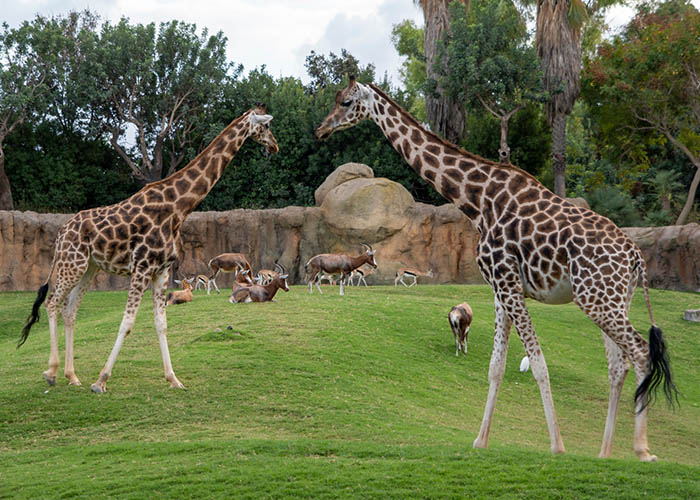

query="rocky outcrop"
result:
[1,164,698,292]
[622,223,700,293]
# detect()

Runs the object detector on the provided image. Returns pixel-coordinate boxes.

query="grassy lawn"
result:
[1,284,698,499]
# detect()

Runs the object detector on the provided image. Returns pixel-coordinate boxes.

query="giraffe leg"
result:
[598,332,629,458]
[153,270,185,389]
[91,273,149,393]
[473,297,512,449]
[62,263,98,386]
[498,289,566,455]
[43,261,88,386]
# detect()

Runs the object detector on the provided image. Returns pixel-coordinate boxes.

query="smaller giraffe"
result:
[19,104,278,393]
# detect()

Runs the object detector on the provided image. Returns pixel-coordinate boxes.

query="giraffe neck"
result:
[143,111,252,220]
[366,83,523,225]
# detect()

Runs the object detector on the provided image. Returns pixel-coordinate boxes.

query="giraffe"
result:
[19,104,279,393]
[315,77,678,461]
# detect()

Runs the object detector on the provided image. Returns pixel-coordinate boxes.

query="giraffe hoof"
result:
[43,372,57,386]
[90,383,106,393]
[68,379,82,386]
[640,453,658,462]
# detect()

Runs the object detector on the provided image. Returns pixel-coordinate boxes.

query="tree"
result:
[304,49,376,93]
[391,19,428,123]
[0,21,52,210]
[416,0,468,144]
[87,18,237,184]
[584,0,700,225]
[440,0,547,164]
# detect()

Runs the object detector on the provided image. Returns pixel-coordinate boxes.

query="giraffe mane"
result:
[146,110,252,189]
[366,83,542,186]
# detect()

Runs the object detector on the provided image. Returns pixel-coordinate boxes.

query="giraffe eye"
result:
[341,100,352,107]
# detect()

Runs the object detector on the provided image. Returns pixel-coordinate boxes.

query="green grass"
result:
[1,285,698,499]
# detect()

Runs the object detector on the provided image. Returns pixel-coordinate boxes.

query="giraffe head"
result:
[315,76,372,140]
[249,103,279,154]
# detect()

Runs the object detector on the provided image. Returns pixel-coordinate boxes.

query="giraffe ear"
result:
[251,113,273,125]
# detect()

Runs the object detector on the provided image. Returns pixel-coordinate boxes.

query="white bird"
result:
[519,356,530,373]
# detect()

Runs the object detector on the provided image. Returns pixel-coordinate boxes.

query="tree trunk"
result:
[0,148,14,210]
[676,163,700,225]
[551,112,566,197]
[498,115,511,164]
[422,0,467,144]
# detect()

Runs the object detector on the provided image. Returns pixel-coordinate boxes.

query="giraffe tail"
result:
[18,239,59,349]
[633,251,679,411]
[18,282,50,349]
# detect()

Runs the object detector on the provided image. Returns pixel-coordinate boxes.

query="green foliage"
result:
[390,19,427,122]
[583,0,700,224]
[1,285,699,498]
[5,121,138,211]
[584,185,643,226]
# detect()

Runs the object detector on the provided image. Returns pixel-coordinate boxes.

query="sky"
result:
[6,0,700,86]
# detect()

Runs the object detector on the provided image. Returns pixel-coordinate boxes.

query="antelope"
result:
[448,302,473,356]
[318,272,338,286]
[394,268,433,287]
[228,270,255,302]
[208,253,252,293]
[194,274,213,294]
[254,269,278,286]
[351,266,376,286]
[306,244,377,296]
[166,277,195,306]
[230,263,289,303]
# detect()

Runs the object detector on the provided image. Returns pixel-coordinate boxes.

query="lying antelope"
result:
[448,302,473,356]
[166,277,195,306]
[394,267,433,287]
[306,244,377,296]
[208,253,252,293]
[230,263,289,303]
[229,269,255,302]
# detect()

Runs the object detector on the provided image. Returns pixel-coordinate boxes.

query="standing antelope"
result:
[208,253,252,293]
[194,274,213,294]
[306,244,377,296]
[449,302,473,356]
[230,263,289,303]
[394,268,433,287]
[166,277,195,306]
[351,266,376,286]
[254,269,278,286]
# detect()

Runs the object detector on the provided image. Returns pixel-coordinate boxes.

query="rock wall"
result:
[1,164,698,293]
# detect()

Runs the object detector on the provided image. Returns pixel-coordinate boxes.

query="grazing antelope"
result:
[166,278,195,306]
[230,263,289,303]
[394,268,433,287]
[208,253,252,293]
[306,244,377,296]
[449,302,473,356]
[351,266,376,286]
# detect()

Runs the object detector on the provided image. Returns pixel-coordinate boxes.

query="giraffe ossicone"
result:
[19,104,278,393]
[316,77,678,462]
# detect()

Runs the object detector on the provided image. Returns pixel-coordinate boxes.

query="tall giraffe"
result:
[19,104,278,393]
[315,77,678,461]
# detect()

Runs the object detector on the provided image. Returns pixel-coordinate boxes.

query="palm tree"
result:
[416,0,468,144]
[533,0,588,197]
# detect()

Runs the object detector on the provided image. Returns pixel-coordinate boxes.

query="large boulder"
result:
[314,162,374,206]
[320,176,415,242]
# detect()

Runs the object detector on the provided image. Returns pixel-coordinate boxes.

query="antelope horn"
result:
[361,243,372,253]
[275,261,285,273]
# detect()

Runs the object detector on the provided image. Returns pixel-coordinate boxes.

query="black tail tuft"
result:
[18,283,49,349]
[634,325,680,412]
